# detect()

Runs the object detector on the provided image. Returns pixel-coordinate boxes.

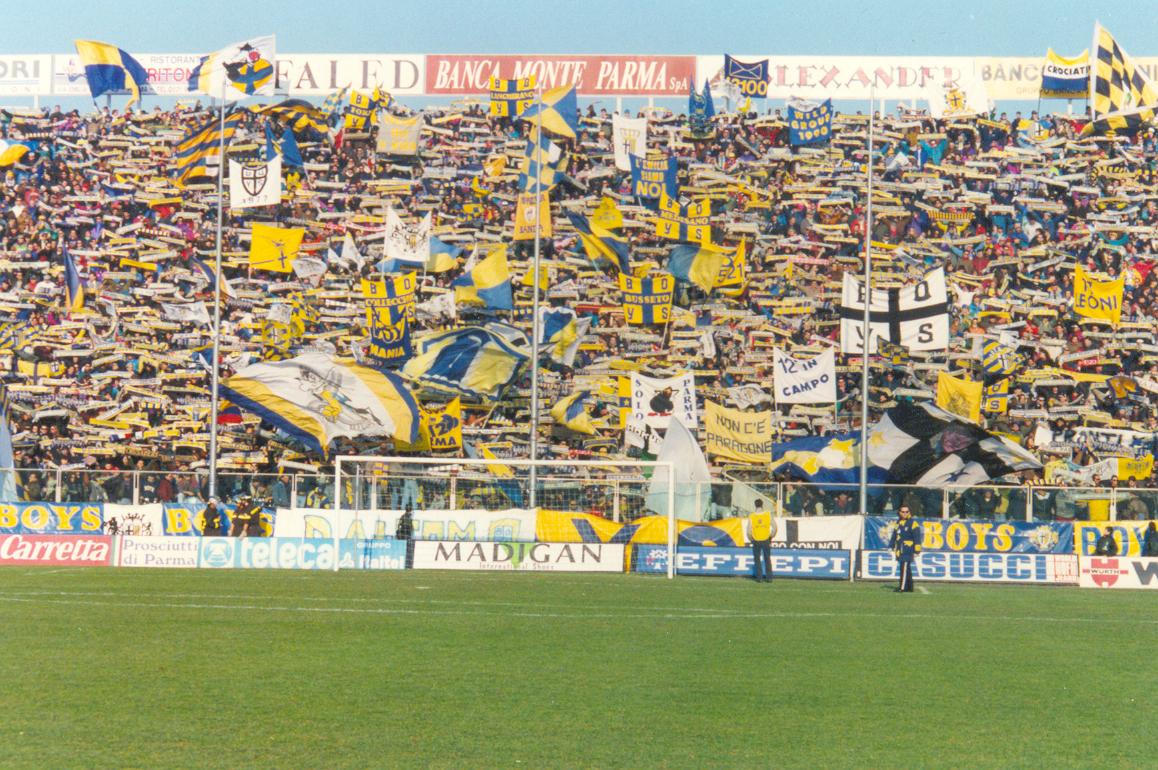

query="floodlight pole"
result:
[528,85,544,508]
[858,89,875,517]
[208,81,228,501]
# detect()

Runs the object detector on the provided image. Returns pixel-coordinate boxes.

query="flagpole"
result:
[528,85,544,508]
[208,80,227,501]
[858,89,875,516]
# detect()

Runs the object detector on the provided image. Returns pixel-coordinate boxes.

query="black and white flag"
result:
[867,402,1041,486]
[839,267,949,353]
[228,156,281,210]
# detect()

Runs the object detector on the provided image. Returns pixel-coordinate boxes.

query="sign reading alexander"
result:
[425,54,695,95]
[413,540,625,572]
[1078,556,1158,590]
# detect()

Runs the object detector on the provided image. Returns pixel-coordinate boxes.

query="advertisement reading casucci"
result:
[425,54,695,95]
[1078,556,1158,590]
[864,517,1072,554]
[635,545,851,579]
[413,541,625,572]
[0,534,113,567]
[859,551,1079,584]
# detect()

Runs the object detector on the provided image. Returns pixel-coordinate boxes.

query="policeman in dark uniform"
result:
[889,505,922,592]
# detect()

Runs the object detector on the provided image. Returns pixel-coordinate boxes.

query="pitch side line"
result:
[0,593,1156,626]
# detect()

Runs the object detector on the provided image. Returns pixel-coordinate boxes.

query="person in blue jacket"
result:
[889,505,923,593]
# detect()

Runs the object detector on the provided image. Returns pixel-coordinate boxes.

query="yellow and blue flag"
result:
[427,236,462,273]
[1040,48,1089,99]
[717,239,747,297]
[490,75,537,117]
[320,86,349,127]
[366,316,412,368]
[345,90,379,130]
[688,80,715,134]
[174,110,245,183]
[539,307,589,367]
[788,98,833,145]
[983,378,1011,414]
[551,390,597,435]
[221,352,420,453]
[565,211,629,274]
[655,193,712,245]
[518,129,566,192]
[454,245,513,310]
[402,325,529,401]
[189,36,276,100]
[667,242,730,293]
[63,249,84,313]
[251,99,329,136]
[521,84,580,140]
[724,55,769,99]
[249,223,304,273]
[363,273,417,328]
[980,339,1019,376]
[74,40,150,108]
[618,272,674,326]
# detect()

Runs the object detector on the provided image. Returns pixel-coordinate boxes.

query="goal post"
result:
[333,455,677,578]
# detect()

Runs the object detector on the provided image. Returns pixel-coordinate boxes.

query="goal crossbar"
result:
[334,455,677,578]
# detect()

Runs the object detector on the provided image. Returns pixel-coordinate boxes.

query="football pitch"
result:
[1,569,1155,769]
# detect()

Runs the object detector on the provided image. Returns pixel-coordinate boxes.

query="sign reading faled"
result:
[773,349,836,404]
[839,267,949,353]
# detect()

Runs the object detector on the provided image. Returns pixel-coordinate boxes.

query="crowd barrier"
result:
[2,509,1156,589]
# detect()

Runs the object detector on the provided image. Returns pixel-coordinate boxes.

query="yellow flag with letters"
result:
[936,372,983,423]
[1073,264,1124,324]
[513,191,551,241]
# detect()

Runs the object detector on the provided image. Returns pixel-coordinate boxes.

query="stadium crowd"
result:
[1,90,1157,514]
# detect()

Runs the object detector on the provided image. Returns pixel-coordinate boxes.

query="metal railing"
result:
[5,467,1156,523]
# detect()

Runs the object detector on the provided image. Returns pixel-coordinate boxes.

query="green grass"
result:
[1,569,1155,769]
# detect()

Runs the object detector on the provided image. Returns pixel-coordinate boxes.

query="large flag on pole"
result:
[839,268,949,353]
[188,36,277,100]
[73,40,150,108]
[1082,23,1158,135]
[221,352,420,453]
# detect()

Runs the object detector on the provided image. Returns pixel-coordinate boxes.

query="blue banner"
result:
[0,503,103,534]
[629,153,678,202]
[634,545,851,579]
[724,55,769,98]
[860,550,1078,584]
[864,517,1073,554]
[197,537,406,570]
[163,502,275,537]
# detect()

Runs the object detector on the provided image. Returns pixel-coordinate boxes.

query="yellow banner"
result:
[1073,264,1124,324]
[704,400,772,464]
[513,191,552,241]
[936,371,982,423]
[536,510,746,547]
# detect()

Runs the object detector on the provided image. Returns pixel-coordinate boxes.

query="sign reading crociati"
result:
[425,54,695,95]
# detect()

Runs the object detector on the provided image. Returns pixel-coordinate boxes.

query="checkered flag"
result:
[1084,23,1158,135]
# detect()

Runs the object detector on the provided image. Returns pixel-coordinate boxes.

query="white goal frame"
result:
[334,455,677,578]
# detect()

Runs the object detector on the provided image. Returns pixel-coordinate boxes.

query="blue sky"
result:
[3,0,1145,56]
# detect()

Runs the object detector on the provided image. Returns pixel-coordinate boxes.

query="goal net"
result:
[331,456,677,577]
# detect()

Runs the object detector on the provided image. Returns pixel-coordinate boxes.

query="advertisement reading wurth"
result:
[425,54,695,95]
